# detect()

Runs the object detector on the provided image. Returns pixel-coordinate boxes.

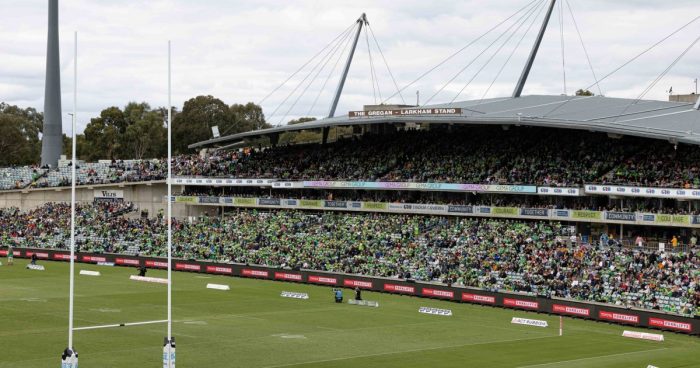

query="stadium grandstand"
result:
[2,5,699,315]
[2,1,700,367]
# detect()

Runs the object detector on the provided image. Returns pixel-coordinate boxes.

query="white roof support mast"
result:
[512,0,557,98]
[328,13,368,118]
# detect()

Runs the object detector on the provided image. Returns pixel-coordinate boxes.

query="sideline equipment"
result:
[281,291,309,299]
[419,307,453,316]
[348,299,379,307]
[511,317,548,327]
[130,275,168,284]
[206,283,230,291]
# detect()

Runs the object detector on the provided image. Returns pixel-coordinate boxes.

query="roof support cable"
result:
[369,31,383,103]
[277,23,358,124]
[364,27,378,104]
[380,0,541,104]
[473,0,548,113]
[613,35,700,122]
[258,21,357,105]
[559,0,567,95]
[368,24,405,104]
[306,25,357,116]
[269,23,356,122]
[542,14,700,118]
[450,0,547,105]
[565,0,601,96]
[423,0,545,106]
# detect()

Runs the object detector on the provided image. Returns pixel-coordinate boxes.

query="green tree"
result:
[0,103,43,165]
[81,102,167,160]
[173,96,269,153]
[62,133,89,160]
[575,89,594,96]
[124,109,166,159]
[83,107,124,161]
[230,102,269,132]
[287,117,316,125]
[173,95,231,153]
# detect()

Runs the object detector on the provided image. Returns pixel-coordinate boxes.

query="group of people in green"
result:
[172,127,700,188]
[1,203,698,316]
[4,127,700,192]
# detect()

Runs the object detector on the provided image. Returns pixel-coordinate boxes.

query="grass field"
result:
[1,259,698,368]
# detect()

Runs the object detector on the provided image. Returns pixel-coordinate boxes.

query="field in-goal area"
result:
[1,259,698,368]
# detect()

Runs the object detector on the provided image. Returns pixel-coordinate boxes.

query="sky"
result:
[1,0,699,134]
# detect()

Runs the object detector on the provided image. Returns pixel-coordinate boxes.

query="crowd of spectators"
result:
[180,187,700,216]
[601,143,700,188]
[2,203,697,316]
[2,127,700,191]
[0,160,166,190]
[170,127,700,188]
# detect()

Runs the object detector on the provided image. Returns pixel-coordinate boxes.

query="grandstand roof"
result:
[189,94,700,148]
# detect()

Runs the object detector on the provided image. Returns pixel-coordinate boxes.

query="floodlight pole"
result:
[62,31,79,368]
[328,13,367,118]
[165,40,175,368]
[512,0,557,98]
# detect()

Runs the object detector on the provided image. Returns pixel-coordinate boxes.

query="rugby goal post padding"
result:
[61,348,78,367]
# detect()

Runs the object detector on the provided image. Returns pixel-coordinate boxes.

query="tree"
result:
[1,97,268,161]
[81,103,166,160]
[173,96,270,153]
[575,89,594,96]
[287,117,316,125]
[62,134,89,160]
[230,102,270,132]
[0,103,43,165]
[83,108,123,161]
[173,95,231,153]
[124,109,166,159]
[0,114,31,165]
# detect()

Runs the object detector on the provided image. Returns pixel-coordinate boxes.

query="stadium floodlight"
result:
[163,40,176,368]
[61,31,79,368]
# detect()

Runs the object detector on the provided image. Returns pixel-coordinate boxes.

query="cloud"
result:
[0,0,699,134]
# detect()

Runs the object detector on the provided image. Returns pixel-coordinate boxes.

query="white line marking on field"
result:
[226,314,267,321]
[262,334,556,368]
[20,298,47,302]
[314,325,343,332]
[73,319,168,331]
[514,348,669,368]
[195,276,212,279]
[272,333,307,339]
[90,308,121,313]
[183,320,208,325]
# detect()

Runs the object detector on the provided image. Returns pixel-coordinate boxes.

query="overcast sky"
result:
[1,0,699,134]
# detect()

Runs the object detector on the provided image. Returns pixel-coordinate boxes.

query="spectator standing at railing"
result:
[635,235,644,248]
[599,233,608,247]
[671,235,678,248]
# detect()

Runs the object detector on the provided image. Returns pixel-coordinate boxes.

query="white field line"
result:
[73,319,167,331]
[262,334,556,368]
[514,348,669,368]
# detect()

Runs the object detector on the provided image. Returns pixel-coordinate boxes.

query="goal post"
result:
[559,315,563,336]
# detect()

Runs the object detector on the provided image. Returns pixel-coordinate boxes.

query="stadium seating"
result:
[1,127,700,191]
[30,160,166,188]
[2,203,697,317]
[0,167,45,190]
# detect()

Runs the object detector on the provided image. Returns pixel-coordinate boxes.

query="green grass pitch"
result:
[1,259,698,367]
